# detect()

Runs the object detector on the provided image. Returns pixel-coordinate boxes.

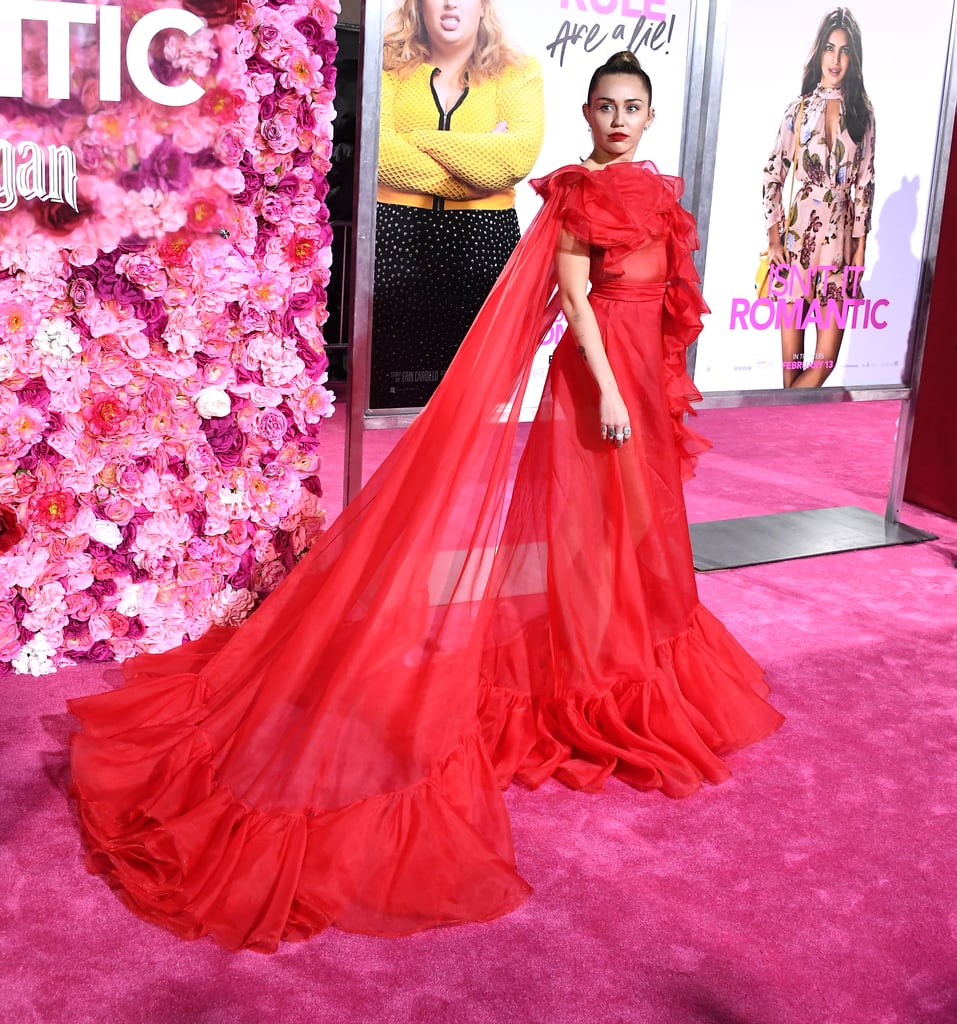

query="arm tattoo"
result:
[569,313,587,360]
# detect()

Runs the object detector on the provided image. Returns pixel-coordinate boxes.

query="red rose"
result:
[0,504,25,554]
[181,0,237,27]
[159,236,193,268]
[85,394,129,436]
[34,194,94,233]
[30,490,78,529]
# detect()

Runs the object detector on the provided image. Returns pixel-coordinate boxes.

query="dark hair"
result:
[587,51,652,106]
[800,7,872,143]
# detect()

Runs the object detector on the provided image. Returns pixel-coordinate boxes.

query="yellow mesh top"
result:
[378,59,545,202]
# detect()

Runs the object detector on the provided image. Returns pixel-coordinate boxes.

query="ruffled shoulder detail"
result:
[533,161,710,479]
[662,270,712,481]
[532,161,688,269]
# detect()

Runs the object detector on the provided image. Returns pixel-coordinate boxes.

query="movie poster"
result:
[369,0,694,413]
[693,0,955,393]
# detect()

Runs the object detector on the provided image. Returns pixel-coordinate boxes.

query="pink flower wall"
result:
[0,0,341,674]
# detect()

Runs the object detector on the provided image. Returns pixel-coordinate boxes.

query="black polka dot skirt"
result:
[370,204,522,409]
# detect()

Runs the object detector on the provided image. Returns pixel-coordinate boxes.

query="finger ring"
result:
[622,426,632,438]
[614,432,624,442]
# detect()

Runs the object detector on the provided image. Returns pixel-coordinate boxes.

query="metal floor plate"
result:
[690,505,937,572]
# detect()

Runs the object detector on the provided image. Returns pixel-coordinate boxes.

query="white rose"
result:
[193,386,232,419]
[219,484,246,508]
[210,585,257,627]
[90,519,123,549]
[32,318,82,363]
[116,584,143,617]
[12,635,57,677]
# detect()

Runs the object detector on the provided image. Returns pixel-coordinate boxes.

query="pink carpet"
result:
[2,400,955,1024]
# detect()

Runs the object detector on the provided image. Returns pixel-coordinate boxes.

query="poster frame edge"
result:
[345,0,385,502]
[884,0,957,522]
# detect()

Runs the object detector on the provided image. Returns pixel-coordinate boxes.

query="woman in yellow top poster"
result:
[371,0,545,408]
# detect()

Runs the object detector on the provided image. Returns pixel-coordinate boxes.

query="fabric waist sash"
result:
[377,185,516,211]
[588,280,667,303]
[797,180,850,202]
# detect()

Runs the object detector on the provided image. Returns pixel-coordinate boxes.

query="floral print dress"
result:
[763,85,875,302]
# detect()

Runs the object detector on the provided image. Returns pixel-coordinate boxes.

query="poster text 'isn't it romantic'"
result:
[0,3,208,107]
[730,263,889,331]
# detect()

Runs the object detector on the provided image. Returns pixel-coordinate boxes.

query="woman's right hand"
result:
[599,387,631,448]
[768,229,787,267]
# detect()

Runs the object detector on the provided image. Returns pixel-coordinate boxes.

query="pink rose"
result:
[116,253,168,294]
[279,49,325,96]
[88,613,114,642]
[259,192,291,224]
[186,536,214,560]
[252,558,287,592]
[260,114,299,154]
[225,519,250,550]
[187,194,226,235]
[176,560,211,588]
[100,498,135,525]
[297,382,335,424]
[168,484,200,513]
[72,135,105,171]
[105,611,130,637]
[256,408,288,446]
[186,442,217,475]
[68,277,96,309]
[214,128,246,166]
[23,583,69,634]
[0,603,21,660]
[0,300,38,341]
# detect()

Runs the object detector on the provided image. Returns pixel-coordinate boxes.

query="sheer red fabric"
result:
[68,162,783,952]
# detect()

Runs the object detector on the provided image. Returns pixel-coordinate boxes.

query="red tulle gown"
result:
[68,162,783,952]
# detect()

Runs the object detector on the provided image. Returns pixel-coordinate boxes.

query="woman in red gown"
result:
[69,52,783,952]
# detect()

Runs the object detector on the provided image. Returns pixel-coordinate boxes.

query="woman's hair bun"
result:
[587,50,653,104]
[606,50,642,71]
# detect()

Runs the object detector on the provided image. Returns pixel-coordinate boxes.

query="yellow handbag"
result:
[755,99,804,299]
[754,251,771,299]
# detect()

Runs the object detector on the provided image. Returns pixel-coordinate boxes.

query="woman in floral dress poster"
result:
[763,7,876,387]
